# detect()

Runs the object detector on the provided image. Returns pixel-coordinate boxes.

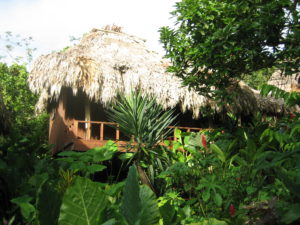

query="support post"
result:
[85,100,91,140]
[100,123,104,141]
[116,124,120,140]
[74,120,78,138]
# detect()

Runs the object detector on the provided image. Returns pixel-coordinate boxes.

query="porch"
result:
[66,120,203,152]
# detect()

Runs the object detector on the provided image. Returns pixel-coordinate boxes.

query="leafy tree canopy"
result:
[160,0,300,96]
[0,32,44,133]
[0,63,37,127]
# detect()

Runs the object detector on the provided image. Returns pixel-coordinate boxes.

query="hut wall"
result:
[49,87,88,153]
[49,87,120,152]
[49,90,71,153]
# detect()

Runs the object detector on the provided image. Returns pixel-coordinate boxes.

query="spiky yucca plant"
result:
[107,91,177,187]
[107,91,176,150]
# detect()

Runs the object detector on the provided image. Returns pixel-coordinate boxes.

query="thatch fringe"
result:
[227,81,286,115]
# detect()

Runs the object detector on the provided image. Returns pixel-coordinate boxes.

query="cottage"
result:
[29,28,287,153]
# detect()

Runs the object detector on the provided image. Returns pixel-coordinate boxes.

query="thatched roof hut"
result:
[28,28,293,152]
[29,28,210,118]
[29,28,287,118]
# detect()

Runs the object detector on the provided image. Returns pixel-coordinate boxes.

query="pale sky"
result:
[0,0,177,65]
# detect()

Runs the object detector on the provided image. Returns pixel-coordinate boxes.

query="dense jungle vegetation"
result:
[1,0,300,224]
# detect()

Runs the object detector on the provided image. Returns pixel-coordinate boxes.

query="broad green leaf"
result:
[86,164,106,173]
[11,195,35,221]
[118,153,134,161]
[58,176,107,225]
[28,172,48,187]
[121,165,141,225]
[77,155,92,162]
[91,146,116,162]
[196,183,205,191]
[281,204,300,224]
[70,161,86,171]
[202,190,210,202]
[163,139,171,147]
[201,218,228,225]
[246,186,257,195]
[159,201,177,225]
[102,218,116,225]
[210,144,226,163]
[121,165,160,225]
[291,125,300,137]
[139,185,160,225]
[174,128,182,143]
[57,151,80,157]
[105,181,125,196]
[172,142,182,151]
[183,135,190,145]
[37,181,62,225]
[214,193,222,207]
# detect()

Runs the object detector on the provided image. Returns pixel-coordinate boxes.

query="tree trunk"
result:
[134,160,155,192]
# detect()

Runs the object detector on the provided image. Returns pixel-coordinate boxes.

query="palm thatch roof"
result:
[268,70,300,92]
[225,81,287,115]
[29,28,288,118]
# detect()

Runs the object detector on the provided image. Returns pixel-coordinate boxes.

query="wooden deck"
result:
[62,120,204,152]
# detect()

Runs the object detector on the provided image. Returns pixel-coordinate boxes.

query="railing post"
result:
[116,124,120,141]
[74,120,78,138]
[100,123,104,141]
[86,122,91,140]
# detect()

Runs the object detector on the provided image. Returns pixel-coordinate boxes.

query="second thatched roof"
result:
[268,70,300,92]
[29,28,288,118]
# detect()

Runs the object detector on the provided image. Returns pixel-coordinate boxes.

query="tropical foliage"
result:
[1,1,300,224]
[160,0,300,96]
[0,52,49,224]
[0,63,38,125]
[3,112,300,224]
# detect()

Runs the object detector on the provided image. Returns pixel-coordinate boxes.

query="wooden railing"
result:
[73,120,203,141]
[74,120,119,141]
